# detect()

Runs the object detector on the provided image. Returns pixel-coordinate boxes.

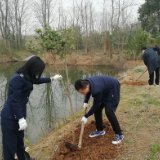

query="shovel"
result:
[65,107,87,151]
[135,69,147,81]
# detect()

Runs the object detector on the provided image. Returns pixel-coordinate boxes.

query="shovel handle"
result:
[135,69,147,81]
[78,107,87,148]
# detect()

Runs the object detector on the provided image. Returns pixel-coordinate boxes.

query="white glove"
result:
[18,118,27,131]
[52,74,62,81]
[81,116,88,124]
[83,103,88,108]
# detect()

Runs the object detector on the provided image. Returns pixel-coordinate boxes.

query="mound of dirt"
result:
[52,120,124,160]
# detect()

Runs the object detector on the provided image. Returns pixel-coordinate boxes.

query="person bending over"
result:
[74,75,123,145]
[141,47,160,86]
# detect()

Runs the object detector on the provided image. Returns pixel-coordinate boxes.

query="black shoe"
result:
[24,151,35,160]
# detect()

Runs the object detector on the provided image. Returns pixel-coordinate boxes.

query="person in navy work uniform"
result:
[141,47,160,86]
[0,56,62,160]
[74,75,124,145]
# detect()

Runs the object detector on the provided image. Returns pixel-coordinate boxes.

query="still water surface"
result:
[0,62,124,157]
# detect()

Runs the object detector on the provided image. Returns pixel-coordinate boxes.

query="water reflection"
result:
[0,62,124,158]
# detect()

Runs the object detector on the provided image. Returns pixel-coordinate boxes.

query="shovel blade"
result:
[65,141,80,151]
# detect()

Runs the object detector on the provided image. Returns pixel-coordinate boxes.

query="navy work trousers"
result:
[149,67,159,85]
[1,117,25,160]
[94,103,122,135]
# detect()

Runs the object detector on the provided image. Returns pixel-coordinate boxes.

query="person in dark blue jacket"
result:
[1,56,62,160]
[74,75,123,145]
[141,47,160,85]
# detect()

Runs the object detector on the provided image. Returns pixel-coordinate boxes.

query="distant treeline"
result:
[0,0,159,57]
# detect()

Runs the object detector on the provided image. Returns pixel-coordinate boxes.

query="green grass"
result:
[134,68,144,72]
[128,98,142,106]
[66,116,71,122]
[148,99,160,105]
[150,142,160,153]
[135,114,141,118]
[141,94,151,99]
[125,139,134,144]
[151,116,159,123]
[59,122,64,127]
[146,142,160,160]
[13,50,32,59]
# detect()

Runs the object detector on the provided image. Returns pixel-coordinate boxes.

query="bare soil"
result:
[121,81,148,86]
[52,120,124,160]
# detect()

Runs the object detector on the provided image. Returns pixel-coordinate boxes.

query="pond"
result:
[0,62,124,158]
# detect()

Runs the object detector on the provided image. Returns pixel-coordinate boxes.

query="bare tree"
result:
[74,0,94,53]
[0,0,10,43]
[33,0,58,28]
[0,0,29,50]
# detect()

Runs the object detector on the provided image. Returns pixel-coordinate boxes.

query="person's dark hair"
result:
[141,47,147,51]
[16,56,45,81]
[74,79,89,90]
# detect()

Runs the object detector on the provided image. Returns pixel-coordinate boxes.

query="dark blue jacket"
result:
[153,46,160,56]
[143,48,160,75]
[84,75,120,117]
[1,73,51,120]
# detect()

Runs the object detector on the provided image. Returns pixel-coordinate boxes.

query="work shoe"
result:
[89,130,105,138]
[112,134,124,145]
[24,151,35,160]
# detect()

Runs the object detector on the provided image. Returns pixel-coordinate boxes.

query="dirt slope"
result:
[52,120,124,160]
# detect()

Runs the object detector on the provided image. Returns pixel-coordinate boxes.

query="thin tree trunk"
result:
[65,59,75,143]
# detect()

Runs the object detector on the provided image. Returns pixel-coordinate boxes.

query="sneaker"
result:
[112,134,124,145]
[89,130,106,138]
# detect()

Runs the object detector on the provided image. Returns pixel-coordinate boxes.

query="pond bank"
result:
[0,52,126,68]
[42,52,127,67]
